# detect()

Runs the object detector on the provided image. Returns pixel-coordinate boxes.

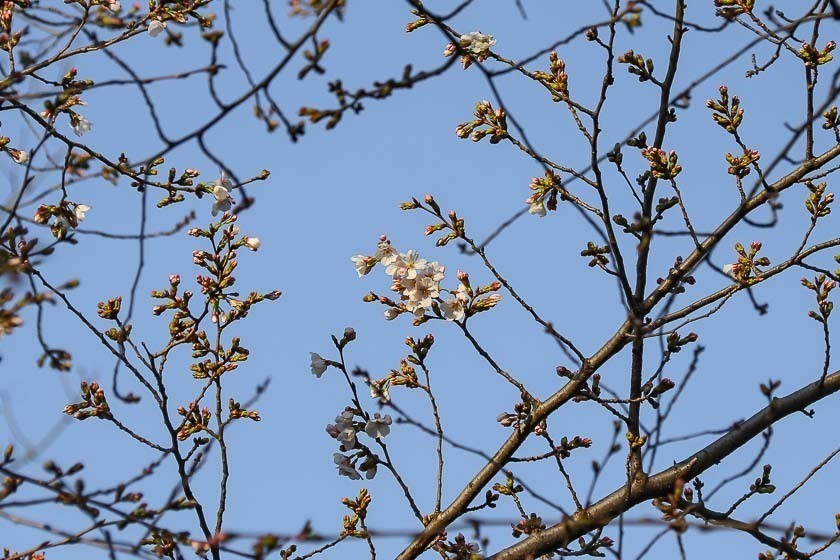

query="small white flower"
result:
[74,204,90,222]
[460,31,496,55]
[364,413,392,439]
[423,261,446,283]
[359,454,379,480]
[8,149,28,164]
[310,352,328,377]
[106,0,121,11]
[386,250,427,280]
[334,413,358,450]
[455,282,470,301]
[441,296,466,321]
[53,214,70,232]
[333,453,362,480]
[528,201,547,217]
[374,240,399,265]
[243,237,261,250]
[210,173,233,216]
[337,428,357,450]
[404,275,440,311]
[384,308,400,321]
[148,19,167,37]
[326,410,357,450]
[71,114,92,137]
[351,254,374,277]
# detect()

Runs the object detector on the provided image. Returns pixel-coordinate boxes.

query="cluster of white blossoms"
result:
[351,237,472,321]
[444,31,496,69]
[326,409,391,480]
[459,31,496,55]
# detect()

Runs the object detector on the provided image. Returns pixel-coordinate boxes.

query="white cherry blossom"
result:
[374,240,398,265]
[423,261,446,283]
[74,204,91,222]
[8,149,28,164]
[359,454,379,479]
[459,31,496,55]
[351,254,374,277]
[326,410,358,450]
[210,173,234,216]
[333,411,358,450]
[71,114,92,137]
[148,19,167,37]
[441,297,466,321]
[364,413,392,439]
[404,275,440,311]
[386,250,427,280]
[528,200,547,217]
[333,453,361,480]
[310,352,328,377]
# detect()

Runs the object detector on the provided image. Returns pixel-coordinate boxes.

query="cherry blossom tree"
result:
[2,1,840,560]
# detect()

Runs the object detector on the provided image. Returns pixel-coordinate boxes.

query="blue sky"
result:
[2,1,840,558]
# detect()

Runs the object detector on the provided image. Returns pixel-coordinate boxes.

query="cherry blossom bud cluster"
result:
[532,51,569,100]
[641,147,682,180]
[176,403,211,441]
[455,100,508,144]
[725,241,770,283]
[805,180,834,220]
[617,49,655,83]
[526,170,562,217]
[725,149,760,178]
[63,382,110,420]
[801,274,836,323]
[713,0,755,19]
[797,40,836,67]
[707,85,743,134]
[228,398,261,422]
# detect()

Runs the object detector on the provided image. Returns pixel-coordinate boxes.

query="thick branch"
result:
[487,369,840,559]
